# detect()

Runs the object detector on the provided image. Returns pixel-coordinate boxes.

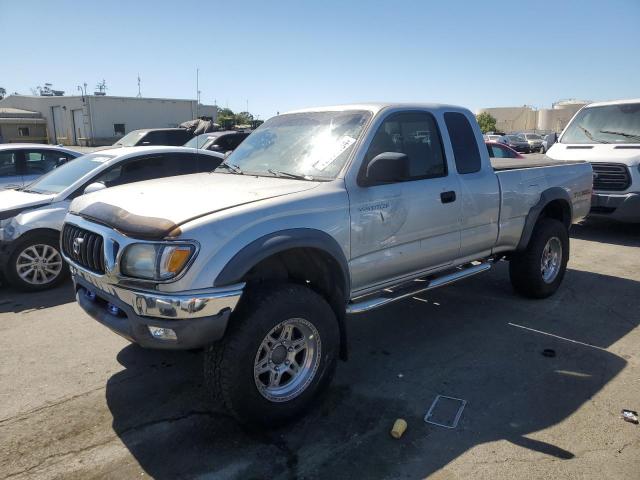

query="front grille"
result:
[62,224,106,274]
[591,163,631,191]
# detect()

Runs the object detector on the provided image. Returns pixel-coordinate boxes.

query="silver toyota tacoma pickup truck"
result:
[61,103,592,425]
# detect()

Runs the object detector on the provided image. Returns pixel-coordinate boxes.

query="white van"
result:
[547,98,640,223]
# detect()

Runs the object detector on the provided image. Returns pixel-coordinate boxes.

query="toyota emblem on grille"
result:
[73,237,84,255]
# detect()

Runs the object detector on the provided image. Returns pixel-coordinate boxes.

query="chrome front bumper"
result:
[62,214,246,348]
[71,266,245,349]
[70,263,244,320]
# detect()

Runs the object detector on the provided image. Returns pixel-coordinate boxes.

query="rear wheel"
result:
[204,283,339,426]
[4,232,68,291]
[509,218,569,298]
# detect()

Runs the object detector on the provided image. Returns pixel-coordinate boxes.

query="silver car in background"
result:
[519,133,544,152]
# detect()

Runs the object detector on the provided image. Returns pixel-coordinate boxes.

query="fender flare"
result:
[215,228,351,360]
[516,187,572,251]
[214,228,350,295]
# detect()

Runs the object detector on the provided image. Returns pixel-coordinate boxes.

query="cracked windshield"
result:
[220,110,371,180]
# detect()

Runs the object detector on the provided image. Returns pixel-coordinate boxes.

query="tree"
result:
[235,111,254,126]
[0,87,5,100]
[216,107,234,118]
[476,112,497,133]
[215,107,236,129]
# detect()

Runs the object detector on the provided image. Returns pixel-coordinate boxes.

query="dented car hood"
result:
[69,173,320,239]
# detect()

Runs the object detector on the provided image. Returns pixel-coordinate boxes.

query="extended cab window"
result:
[365,111,446,181]
[444,112,482,174]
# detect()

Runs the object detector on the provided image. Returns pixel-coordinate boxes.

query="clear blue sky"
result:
[1,0,638,119]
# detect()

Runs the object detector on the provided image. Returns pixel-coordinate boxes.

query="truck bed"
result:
[491,154,586,171]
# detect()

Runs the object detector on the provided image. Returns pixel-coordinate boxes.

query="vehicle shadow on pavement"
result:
[0,279,75,314]
[571,218,640,247]
[104,264,639,479]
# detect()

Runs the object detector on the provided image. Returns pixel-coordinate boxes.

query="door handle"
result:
[440,191,456,204]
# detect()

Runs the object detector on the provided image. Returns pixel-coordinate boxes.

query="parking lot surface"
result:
[1,219,638,480]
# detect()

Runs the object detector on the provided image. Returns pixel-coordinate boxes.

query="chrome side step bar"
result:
[346,262,491,314]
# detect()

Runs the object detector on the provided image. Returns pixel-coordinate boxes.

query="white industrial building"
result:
[477,99,589,133]
[0,95,217,146]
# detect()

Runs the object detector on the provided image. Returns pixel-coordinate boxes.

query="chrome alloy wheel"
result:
[254,318,321,402]
[541,237,562,284]
[16,244,63,285]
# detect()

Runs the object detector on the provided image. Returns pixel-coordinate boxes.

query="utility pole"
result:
[137,74,142,97]
[196,68,199,118]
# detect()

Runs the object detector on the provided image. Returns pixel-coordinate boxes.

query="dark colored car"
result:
[183,130,251,153]
[113,128,193,148]
[485,141,525,159]
[498,135,531,153]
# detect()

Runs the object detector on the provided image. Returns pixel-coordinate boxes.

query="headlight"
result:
[121,243,196,280]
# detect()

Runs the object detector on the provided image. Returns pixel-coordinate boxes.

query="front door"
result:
[347,111,462,293]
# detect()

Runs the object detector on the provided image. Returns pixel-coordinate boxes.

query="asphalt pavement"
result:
[1,219,639,479]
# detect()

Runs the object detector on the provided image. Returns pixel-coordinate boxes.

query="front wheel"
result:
[509,218,569,298]
[204,283,340,426]
[4,232,69,291]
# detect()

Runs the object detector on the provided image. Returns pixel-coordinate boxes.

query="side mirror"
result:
[83,182,107,195]
[364,152,409,185]
[55,157,68,167]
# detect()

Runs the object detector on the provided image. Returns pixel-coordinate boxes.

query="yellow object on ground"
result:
[390,418,407,439]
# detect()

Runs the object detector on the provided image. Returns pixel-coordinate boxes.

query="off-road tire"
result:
[204,283,339,426]
[509,218,569,298]
[4,232,69,292]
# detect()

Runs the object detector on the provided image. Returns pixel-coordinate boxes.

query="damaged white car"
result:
[0,147,224,291]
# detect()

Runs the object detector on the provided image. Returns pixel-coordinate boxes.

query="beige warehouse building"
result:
[0,95,217,146]
[478,99,589,133]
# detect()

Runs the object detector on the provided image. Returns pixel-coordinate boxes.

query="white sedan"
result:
[0,146,224,291]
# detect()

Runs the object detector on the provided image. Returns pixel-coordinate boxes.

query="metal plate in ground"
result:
[424,395,467,429]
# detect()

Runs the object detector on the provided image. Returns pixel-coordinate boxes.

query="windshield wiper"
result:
[267,169,312,181]
[577,124,608,143]
[599,129,640,141]
[216,162,243,174]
